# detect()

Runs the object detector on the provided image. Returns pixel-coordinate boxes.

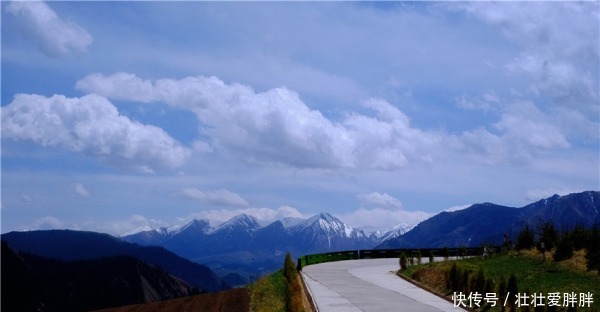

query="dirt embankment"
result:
[94,288,249,312]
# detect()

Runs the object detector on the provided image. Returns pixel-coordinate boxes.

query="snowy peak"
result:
[294,213,357,238]
[280,217,305,229]
[178,218,212,235]
[215,214,261,232]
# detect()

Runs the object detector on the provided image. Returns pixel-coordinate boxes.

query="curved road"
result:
[301,258,464,312]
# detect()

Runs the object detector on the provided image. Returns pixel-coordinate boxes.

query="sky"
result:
[1,1,599,236]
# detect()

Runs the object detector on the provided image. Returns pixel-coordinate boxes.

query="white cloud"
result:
[357,192,403,210]
[74,183,90,197]
[444,204,472,213]
[495,101,570,150]
[463,2,599,114]
[76,73,441,170]
[181,188,249,207]
[1,93,190,171]
[6,1,92,57]
[79,214,168,236]
[456,91,500,112]
[182,205,305,225]
[76,72,155,103]
[20,194,33,203]
[456,100,571,164]
[524,188,584,202]
[337,208,431,229]
[29,216,63,230]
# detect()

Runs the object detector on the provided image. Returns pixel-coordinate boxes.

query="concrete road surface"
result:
[301,258,465,312]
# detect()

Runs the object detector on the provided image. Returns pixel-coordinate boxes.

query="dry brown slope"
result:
[94,288,249,312]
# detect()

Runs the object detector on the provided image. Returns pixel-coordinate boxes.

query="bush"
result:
[554,233,574,262]
[516,225,535,250]
[283,253,303,312]
[473,267,486,294]
[399,252,408,270]
[507,273,518,312]
[571,224,590,250]
[538,222,558,251]
[442,247,449,261]
[586,227,600,273]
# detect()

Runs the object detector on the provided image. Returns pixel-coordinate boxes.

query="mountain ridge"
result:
[0,229,229,292]
[377,191,600,249]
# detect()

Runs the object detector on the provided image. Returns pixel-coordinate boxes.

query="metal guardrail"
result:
[297,247,498,270]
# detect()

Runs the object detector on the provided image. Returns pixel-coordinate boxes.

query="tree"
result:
[442,247,449,261]
[538,222,558,250]
[415,249,422,265]
[586,226,600,273]
[399,252,408,271]
[507,274,518,312]
[554,232,574,262]
[516,225,535,250]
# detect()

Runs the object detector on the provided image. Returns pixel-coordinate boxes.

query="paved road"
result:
[301,258,464,312]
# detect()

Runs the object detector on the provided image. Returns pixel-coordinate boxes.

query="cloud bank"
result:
[6,1,92,57]
[1,94,190,172]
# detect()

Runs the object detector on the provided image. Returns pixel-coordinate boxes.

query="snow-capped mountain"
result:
[213,213,261,234]
[122,212,411,286]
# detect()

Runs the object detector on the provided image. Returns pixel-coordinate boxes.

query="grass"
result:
[248,269,287,312]
[400,250,600,311]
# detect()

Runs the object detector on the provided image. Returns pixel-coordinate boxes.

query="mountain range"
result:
[1,230,229,292]
[2,242,200,312]
[377,191,600,248]
[2,190,598,295]
[122,212,412,286]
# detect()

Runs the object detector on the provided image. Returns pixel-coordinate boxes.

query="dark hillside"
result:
[1,242,199,312]
[1,230,228,292]
[378,191,600,248]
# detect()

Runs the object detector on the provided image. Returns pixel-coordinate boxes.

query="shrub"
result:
[586,227,600,273]
[416,250,422,265]
[283,253,303,312]
[399,252,408,271]
[538,222,558,250]
[554,233,574,262]
[507,273,518,312]
[516,225,535,250]
[442,247,449,261]
[474,267,486,294]
[498,277,507,312]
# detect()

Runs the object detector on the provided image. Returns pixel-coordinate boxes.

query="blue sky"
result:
[2,1,599,235]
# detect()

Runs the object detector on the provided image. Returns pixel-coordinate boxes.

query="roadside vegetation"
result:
[399,225,600,311]
[249,253,307,312]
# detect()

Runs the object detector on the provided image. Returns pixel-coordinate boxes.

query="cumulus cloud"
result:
[74,183,90,197]
[77,73,441,170]
[6,1,92,57]
[29,216,63,230]
[456,100,571,164]
[456,91,500,112]
[495,101,570,150]
[453,2,598,165]
[463,2,599,114]
[337,208,431,229]
[182,205,306,225]
[181,188,249,207]
[357,192,403,209]
[444,204,472,213]
[76,72,155,102]
[1,93,190,171]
